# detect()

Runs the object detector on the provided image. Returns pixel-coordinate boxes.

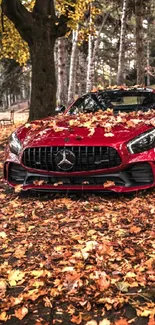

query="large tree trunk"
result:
[135,0,145,85]
[29,32,56,120]
[117,0,128,85]
[2,0,72,121]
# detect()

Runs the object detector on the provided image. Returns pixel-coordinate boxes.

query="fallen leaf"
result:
[104,181,115,188]
[0,311,8,321]
[8,269,25,286]
[14,306,28,320]
[97,275,110,291]
[0,278,7,298]
[0,231,7,238]
[148,316,155,325]
[129,226,141,234]
[14,184,23,193]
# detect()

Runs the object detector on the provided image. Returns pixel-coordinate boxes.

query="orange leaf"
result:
[14,306,28,320]
[104,181,115,188]
[96,274,110,291]
[148,317,155,325]
[129,226,141,234]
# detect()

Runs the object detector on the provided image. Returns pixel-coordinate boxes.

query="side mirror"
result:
[55,105,66,113]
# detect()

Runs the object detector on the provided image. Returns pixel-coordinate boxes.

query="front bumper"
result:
[4,160,155,193]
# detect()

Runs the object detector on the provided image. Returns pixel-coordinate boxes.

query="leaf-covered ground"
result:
[0,125,155,325]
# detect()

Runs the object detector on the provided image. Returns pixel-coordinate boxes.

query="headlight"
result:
[9,132,22,155]
[127,129,155,154]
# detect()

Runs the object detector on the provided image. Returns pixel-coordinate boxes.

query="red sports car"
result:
[4,88,155,193]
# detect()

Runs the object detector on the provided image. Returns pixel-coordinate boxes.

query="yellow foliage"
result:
[0,0,35,64]
[0,0,97,64]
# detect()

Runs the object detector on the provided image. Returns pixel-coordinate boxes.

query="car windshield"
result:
[68,90,155,115]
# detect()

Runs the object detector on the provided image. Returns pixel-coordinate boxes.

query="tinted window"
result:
[68,91,155,114]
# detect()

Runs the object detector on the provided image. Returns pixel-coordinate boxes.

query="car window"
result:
[67,91,155,115]
[68,94,101,114]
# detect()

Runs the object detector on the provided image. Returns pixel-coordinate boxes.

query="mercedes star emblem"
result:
[55,149,76,171]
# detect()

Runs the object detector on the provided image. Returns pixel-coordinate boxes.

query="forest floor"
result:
[0,124,155,325]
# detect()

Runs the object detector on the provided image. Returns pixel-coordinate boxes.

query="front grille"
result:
[22,146,122,172]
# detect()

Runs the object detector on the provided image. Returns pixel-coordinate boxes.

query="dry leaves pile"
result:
[0,125,155,325]
[25,109,155,137]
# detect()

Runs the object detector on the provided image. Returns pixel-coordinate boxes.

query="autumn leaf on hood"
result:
[104,132,114,137]
[88,127,95,136]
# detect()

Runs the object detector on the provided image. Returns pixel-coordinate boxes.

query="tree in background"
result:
[135,0,145,85]
[1,0,155,117]
[117,0,128,85]
[1,0,91,120]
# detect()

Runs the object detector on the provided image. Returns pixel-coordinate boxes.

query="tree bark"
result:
[76,51,87,97]
[68,26,79,105]
[135,0,145,85]
[91,12,109,87]
[57,37,68,106]
[29,35,56,120]
[86,5,93,93]
[117,0,128,85]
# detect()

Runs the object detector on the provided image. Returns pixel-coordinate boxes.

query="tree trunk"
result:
[57,37,68,106]
[117,0,128,85]
[91,12,109,87]
[146,39,150,87]
[135,0,145,85]
[29,35,56,120]
[68,26,79,105]
[86,7,93,92]
[146,21,150,87]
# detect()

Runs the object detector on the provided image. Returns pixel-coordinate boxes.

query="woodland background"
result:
[1,0,155,113]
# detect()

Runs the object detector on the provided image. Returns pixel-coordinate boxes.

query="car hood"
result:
[17,114,154,148]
